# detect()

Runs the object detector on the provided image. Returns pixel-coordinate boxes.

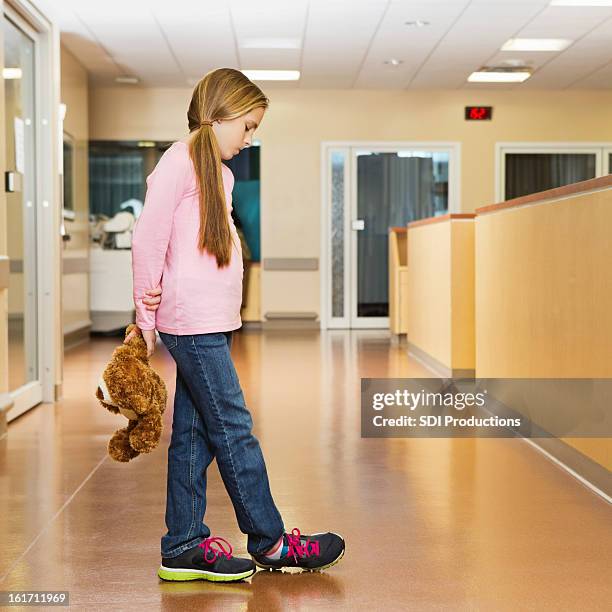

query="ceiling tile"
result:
[47,0,612,89]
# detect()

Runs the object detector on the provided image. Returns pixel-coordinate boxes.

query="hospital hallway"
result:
[0,329,610,611]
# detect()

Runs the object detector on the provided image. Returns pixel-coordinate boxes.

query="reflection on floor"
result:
[0,329,610,610]
[8,316,31,392]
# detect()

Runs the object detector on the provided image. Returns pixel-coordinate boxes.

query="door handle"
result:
[5,171,23,193]
[351,219,365,231]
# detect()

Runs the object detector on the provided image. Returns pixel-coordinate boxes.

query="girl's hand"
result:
[141,329,157,358]
[143,285,162,311]
[124,326,157,358]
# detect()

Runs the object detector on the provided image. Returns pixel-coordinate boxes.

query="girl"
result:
[124,68,345,583]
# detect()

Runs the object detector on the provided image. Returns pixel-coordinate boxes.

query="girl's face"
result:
[212,107,265,160]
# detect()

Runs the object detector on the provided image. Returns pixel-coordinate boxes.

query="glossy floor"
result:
[0,329,610,611]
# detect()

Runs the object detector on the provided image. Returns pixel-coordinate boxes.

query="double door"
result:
[323,143,459,329]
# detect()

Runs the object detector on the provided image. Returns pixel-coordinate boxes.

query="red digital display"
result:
[465,106,493,121]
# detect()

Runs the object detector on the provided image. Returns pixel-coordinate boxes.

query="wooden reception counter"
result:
[405,213,476,377]
[388,227,408,336]
[475,175,612,480]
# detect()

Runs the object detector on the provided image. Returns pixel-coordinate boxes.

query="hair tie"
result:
[200,120,214,127]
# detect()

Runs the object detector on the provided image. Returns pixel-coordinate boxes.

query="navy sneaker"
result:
[251,528,345,571]
[158,536,256,582]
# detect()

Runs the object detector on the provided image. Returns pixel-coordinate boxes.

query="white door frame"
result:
[4,1,60,420]
[494,142,611,203]
[604,147,612,175]
[320,141,461,330]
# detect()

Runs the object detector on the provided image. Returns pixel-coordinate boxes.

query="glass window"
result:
[505,153,597,200]
[88,141,168,217]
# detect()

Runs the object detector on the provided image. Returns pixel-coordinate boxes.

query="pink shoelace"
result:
[286,528,320,561]
[198,536,233,564]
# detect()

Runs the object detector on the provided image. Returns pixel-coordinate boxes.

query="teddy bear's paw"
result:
[129,429,160,454]
[108,429,140,462]
[109,445,140,463]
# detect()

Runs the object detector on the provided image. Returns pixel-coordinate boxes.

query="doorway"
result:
[321,142,460,329]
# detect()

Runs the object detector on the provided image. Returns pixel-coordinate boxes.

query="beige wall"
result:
[89,87,612,320]
[61,47,89,143]
[60,45,90,335]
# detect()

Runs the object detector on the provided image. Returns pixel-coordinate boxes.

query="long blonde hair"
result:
[187,68,268,267]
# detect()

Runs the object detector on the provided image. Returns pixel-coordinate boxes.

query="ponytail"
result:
[189,123,232,268]
[186,68,269,269]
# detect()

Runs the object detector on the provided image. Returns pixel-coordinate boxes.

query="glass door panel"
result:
[352,149,449,326]
[4,13,41,415]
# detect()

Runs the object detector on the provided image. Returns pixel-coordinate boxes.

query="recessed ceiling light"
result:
[550,0,612,6]
[501,38,572,51]
[405,20,430,27]
[468,70,531,83]
[384,58,404,66]
[3,67,22,79]
[241,38,301,49]
[115,76,139,84]
[241,70,300,81]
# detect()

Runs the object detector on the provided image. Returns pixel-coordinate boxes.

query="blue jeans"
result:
[157,330,285,557]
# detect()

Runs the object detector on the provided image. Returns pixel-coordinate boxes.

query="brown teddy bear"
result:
[95,323,167,462]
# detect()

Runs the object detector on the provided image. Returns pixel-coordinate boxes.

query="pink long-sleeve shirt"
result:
[131,141,243,334]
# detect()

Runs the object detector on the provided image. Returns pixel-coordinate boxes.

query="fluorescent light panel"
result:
[502,38,572,51]
[241,70,300,81]
[468,71,531,83]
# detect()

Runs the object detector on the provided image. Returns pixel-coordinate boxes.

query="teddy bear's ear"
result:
[96,385,120,414]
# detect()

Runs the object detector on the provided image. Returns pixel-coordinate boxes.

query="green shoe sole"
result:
[311,547,345,572]
[158,565,256,582]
